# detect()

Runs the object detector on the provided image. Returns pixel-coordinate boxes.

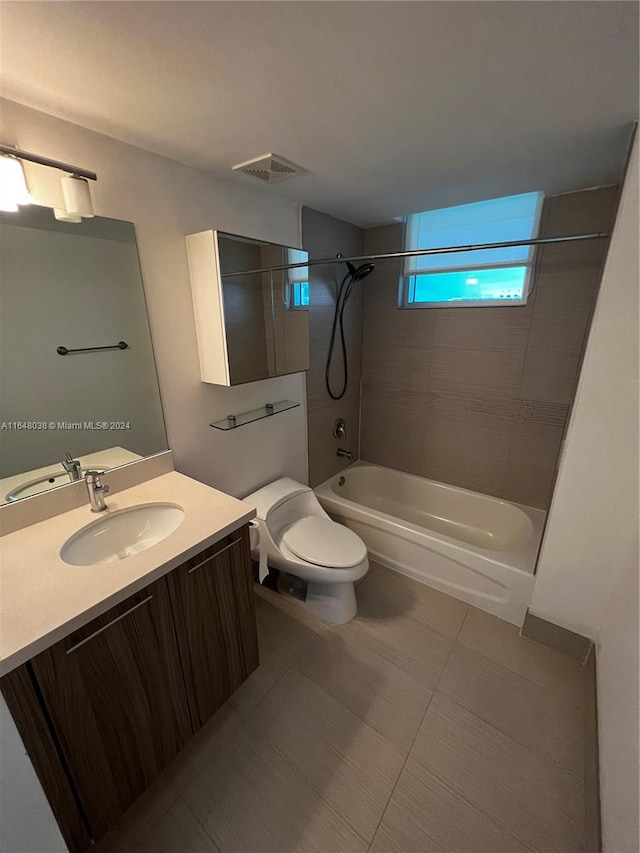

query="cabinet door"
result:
[167,526,259,729]
[30,578,192,840]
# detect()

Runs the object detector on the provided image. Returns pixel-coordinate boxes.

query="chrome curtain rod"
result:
[0,144,97,181]
[223,231,609,277]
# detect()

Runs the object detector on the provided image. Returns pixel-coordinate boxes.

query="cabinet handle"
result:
[66,595,154,654]
[187,536,242,574]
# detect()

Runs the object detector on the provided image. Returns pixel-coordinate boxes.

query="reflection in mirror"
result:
[270,244,311,377]
[0,206,168,503]
[218,233,274,384]
[216,232,309,385]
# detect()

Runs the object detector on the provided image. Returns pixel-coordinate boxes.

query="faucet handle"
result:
[85,470,110,494]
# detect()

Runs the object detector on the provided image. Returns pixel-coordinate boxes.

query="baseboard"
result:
[520,611,601,851]
[521,609,593,662]
[584,645,601,853]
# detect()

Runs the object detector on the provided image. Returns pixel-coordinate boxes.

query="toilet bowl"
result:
[244,477,368,624]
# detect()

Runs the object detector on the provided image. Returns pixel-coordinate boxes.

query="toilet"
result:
[244,477,368,624]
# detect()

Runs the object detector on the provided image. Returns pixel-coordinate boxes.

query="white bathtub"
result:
[315,462,546,625]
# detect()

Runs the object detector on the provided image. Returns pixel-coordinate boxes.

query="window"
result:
[402,191,544,307]
[286,248,309,308]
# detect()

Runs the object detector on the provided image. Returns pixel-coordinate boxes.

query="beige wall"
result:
[302,208,364,487]
[530,138,638,852]
[359,186,618,509]
[1,99,308,498]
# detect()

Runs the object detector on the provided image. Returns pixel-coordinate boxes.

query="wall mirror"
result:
[187,230,310,385]
[0,205,168,504]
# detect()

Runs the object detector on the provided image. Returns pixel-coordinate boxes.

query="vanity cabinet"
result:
[29,577,192,840]
[167,526,259,728]
[0,524,258,852]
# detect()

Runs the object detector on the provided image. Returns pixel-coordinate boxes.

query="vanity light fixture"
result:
[61,174,95,218]
[0,143,97,218]
[53,208,82,224]
[0,153,32,212]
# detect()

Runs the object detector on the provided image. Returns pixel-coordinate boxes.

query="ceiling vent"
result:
[232,153,305,183]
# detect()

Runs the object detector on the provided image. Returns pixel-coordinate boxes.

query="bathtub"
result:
[315,462,546,625]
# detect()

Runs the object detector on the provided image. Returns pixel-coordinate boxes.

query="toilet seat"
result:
[282,516,366,568]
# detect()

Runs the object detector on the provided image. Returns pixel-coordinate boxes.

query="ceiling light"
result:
[61,174,94,218]
[0,154,32,211]
[466,277,479,284]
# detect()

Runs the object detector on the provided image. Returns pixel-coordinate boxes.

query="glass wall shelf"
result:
[210,400,300,431]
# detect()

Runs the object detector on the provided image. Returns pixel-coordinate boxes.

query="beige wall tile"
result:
[303,207,364,484]
[503,419,564,508]
[358,188,615,510]
[428,347,525,398]
[360,384,430,476]
[429,303,533,353]
[421,405,514,498]
[541,185,619,237]
[308,396,360,487]
[520,348,583,404]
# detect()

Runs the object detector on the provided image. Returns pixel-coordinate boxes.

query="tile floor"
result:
[96,563,587,853]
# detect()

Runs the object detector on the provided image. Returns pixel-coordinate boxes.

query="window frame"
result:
[284,248,310,311]
[399,192,544,309]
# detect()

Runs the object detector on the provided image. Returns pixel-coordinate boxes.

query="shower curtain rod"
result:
[222,231,609,277]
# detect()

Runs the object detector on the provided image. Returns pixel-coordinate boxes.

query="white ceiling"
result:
[1,1,637,226]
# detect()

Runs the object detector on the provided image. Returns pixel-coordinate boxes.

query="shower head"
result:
[346,261,375,281]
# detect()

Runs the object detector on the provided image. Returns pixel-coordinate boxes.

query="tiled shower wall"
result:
[302,208,365,487]
[359,186,618,509]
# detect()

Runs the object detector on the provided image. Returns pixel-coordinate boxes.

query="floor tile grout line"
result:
[454,633,586,711]
[448,639,588,717]
[366,632,460,851]
[453,602,472,641]
[432,684,585,784]
[178,792,223,853]
[408,695,585,853]
[229,694,375,850]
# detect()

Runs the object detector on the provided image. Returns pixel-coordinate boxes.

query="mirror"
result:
[217,232,310,385]
[0,205,168,503]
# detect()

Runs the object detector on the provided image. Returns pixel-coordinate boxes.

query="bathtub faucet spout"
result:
[337,448,354,460]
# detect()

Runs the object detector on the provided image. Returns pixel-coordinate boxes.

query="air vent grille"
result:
[232,153,305,183]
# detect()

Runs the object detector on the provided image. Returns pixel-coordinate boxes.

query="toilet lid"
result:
[282,517,366,568]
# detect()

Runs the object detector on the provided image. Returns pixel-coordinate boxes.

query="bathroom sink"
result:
[61,503,185,566]
[5,468,106,502]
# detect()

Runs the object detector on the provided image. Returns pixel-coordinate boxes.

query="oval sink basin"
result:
[61,503,185,566]
[6,468,106,503]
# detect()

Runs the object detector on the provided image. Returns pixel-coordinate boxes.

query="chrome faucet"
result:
[62,451,82,482]
[336,448,354,460]
[85,470,110,512]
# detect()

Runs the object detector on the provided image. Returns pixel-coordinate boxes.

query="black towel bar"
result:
[57,341,129,356]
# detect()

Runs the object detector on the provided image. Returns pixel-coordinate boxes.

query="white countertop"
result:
[0,472,255,677]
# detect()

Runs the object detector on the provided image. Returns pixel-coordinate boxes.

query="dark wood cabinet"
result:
[0,523,258,852]
[167,526,259,728]
[29,577,193,840]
